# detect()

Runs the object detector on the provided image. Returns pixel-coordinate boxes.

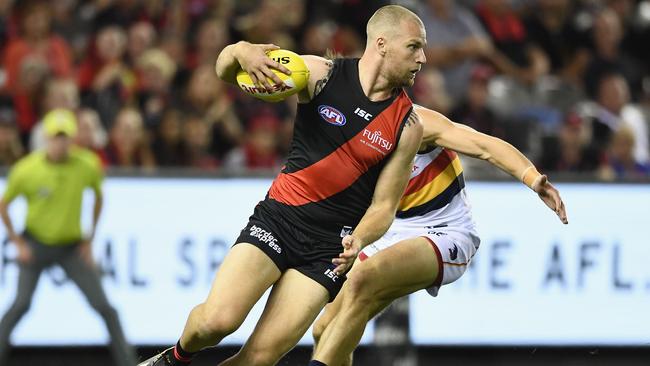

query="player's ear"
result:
[376,37,387,57]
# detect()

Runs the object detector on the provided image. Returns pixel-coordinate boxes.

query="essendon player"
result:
[139,5,426,366]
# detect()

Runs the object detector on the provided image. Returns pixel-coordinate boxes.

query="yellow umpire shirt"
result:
[2,147,103,245]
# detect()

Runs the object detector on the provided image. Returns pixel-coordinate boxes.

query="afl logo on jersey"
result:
[318,105,346,126]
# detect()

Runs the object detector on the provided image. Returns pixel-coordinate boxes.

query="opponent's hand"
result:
[235,42,292,92]
[532,175,568,224]
[14,236,33,264]
[332,235,362,275]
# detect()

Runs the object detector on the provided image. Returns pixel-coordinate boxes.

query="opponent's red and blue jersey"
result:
[261,58,413,243]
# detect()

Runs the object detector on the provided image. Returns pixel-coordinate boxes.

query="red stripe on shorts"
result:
[421,236,444,287]
[358,251,368,261]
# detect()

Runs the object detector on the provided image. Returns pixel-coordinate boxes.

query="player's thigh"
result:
[203,243,282,323]
[239,269,330,361]
[349,236,439,301]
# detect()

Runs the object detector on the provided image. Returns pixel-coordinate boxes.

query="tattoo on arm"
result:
[313,60,334,97]
[403,111,420,128]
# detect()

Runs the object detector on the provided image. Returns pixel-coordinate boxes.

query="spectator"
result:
[152,108,186,167]
[450,65,504,138]
[0,0,644,176]
[182,113,218,170]
[615,0,650,83]
[599,126,650,180]
[136,48,177,128]
[523,0,591,86]
[413,67,453,115]
[584,8,644,100]
[538,111,600,172]
[93,0,144,30]
[298,21,364,57]
[0,107,23,166]
[418,0,494,102]
[476,0,550,85]
[104,107,155,168]
[78,26,136,128]
[184,65,244,160]
[233,0,304,48]
[300,21,337,56]
[587,72,649,163]
[186,17,229,69]
[29,77,80,151]
[75,107,108,164]
[0,0,11,50]
[158,32,191,89]
[49,0,93,62]
[3,1,73,137]
[3,1,73,94]
[224,114,281,170]
[127,21,157,66]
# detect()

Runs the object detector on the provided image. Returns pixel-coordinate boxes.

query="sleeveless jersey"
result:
[397,146,472,223]
[262,58,413,243]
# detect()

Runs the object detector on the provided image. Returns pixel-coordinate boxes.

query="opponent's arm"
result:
[333,113,423,274]
[417,106,568,224]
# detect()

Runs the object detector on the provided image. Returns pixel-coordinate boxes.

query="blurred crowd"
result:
[0,0,649,180]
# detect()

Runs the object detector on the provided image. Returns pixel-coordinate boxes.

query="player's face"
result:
[385,21,427,88]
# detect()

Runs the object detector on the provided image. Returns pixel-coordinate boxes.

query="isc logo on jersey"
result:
[236,49,309,102]
[318,105,346,126]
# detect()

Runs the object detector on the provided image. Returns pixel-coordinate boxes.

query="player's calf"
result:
[219,346,281,366]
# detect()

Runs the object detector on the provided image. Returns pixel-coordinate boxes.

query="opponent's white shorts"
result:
[358,223,480,297]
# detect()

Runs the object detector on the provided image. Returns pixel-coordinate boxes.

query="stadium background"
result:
[0,0,649,365]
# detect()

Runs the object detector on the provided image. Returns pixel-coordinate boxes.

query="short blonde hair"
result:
[366,5,422,41]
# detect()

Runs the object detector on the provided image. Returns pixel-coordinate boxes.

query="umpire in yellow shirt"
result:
[0,109,136,366]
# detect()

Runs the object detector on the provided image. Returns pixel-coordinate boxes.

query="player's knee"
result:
[198,305,243,338]
[345,265,378,303]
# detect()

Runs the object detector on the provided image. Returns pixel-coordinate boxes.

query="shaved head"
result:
[359,4,426,91]
[366,5,423,42]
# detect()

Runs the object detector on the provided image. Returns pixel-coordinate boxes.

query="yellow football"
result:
[236,49,309,102]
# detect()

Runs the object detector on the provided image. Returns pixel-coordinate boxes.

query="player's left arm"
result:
[333,112,423,274]
[418,106,568,224]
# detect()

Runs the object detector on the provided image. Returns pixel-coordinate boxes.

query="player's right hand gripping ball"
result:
[236,49,309,102]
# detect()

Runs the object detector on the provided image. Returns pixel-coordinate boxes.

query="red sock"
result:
[172,341,196,364]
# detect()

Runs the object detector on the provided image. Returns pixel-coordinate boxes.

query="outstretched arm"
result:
[417,106,568,224]
[333,113,423,274]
